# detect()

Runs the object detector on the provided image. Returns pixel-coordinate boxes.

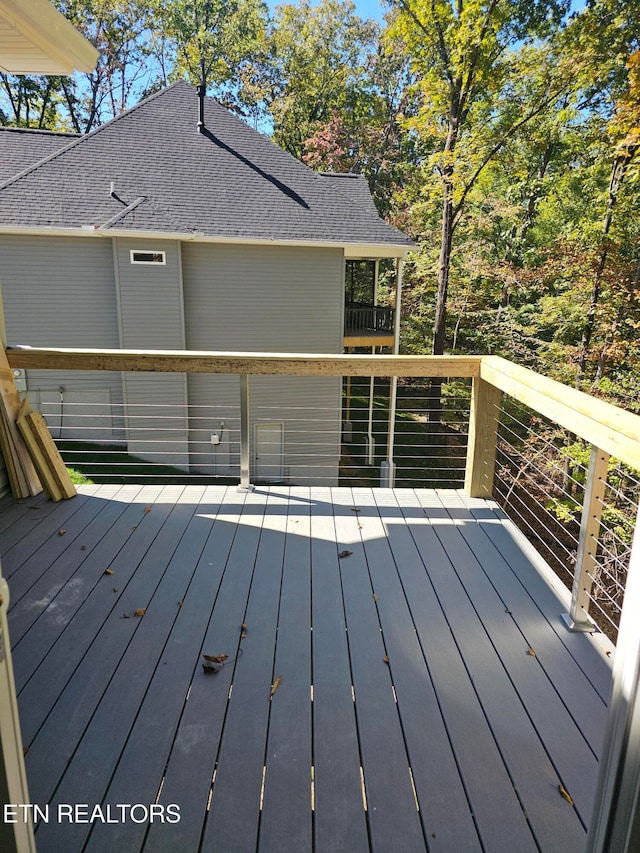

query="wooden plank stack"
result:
[17,399,76,501]
[0,345,75,501]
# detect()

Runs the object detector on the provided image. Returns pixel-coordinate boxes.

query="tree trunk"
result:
[578,147,637,382]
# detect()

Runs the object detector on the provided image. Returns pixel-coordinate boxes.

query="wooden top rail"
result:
[5,347,482,378]
[482,356,640,471]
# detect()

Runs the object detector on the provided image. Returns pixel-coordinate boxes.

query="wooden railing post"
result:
[464,377,501,498]
[563,445,609,632]
[587,501,640,853]
[238,374,254,492]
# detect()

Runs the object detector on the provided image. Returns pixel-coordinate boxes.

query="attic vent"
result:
[130,250,166,265]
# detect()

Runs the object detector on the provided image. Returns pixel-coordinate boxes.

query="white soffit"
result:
[0,0,98,74]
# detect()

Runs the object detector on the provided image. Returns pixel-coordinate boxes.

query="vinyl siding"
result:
[182,243,343,483]
[0,234,125,441]
[114,238,188,468]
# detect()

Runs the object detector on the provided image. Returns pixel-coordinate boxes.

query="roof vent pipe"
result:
[197,83,205,133]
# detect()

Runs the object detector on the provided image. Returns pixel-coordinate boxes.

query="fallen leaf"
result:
[132,526,137,531]
[202,661,221,674]
[357,523,363,529]
[134,608,146,617]
[383,655,390,665]
[241,623,248,632]
[373,594,379,602]
[144,507,152,514]
[270,676,282,698]
[527,648,536,657]
[338,550,353,559]
[558,785,574,806]
[58,529,65,536]
[203,653,228,664]
[104,569,114,575]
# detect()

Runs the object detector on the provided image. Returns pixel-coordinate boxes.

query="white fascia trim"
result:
[0,0,99,74]
[0,225,412,259]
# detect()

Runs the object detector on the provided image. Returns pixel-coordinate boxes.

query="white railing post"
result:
[464,377,501,498]
[238,374,254,492]
[587,502,640,853]
[562,446,609,632]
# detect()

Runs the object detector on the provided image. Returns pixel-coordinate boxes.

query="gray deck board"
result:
[258,487,313,853]
[309,487,370,853]
[0,485,611,853]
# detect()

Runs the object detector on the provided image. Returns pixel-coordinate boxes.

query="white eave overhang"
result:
[0,0,98,75]
[0,224,414,258]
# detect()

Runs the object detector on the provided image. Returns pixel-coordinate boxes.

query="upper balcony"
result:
[2,347,640,853]
[344,302,395,348]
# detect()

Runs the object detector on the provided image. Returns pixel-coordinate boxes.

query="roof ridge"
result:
[0,80,187,193]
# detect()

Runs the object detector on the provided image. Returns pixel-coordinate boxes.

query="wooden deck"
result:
[1,485,613,853]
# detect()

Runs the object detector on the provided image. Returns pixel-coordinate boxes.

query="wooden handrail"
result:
[6,347,482,378]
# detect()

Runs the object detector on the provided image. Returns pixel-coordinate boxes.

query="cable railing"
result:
[6,346,640,642]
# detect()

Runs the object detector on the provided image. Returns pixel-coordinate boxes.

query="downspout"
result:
[382,258,403,487]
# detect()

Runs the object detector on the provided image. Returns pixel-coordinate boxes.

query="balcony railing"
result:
[344,304,394,335]
[5,344,640,849]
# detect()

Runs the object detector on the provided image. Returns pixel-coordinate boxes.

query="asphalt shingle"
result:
[0,82,412,249]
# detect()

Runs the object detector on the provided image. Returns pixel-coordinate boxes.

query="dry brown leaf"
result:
[203,653,228,664]
[270,676,282,698]
[338,550,353,559]
[104,569,114,575]
[558,784,574,806]
[58,529,65,536]
[527,648,536,657]
[373,594,379,602]
[383,655,390,665]
[134,608,146,617]
[144,507,152,514]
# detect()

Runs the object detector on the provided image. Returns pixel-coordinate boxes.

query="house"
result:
[0,82,412,484]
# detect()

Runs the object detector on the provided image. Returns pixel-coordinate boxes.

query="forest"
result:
[2,0,638,414]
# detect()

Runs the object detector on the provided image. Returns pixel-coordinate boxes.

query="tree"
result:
[388,0,571,358]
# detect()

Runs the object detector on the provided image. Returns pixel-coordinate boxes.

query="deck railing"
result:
[6,344,640,850]
[344,304,394,334]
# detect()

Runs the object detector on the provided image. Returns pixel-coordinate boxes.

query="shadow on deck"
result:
[1,485,613,852]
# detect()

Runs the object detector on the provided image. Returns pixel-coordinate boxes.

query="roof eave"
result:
[0,224,413,258]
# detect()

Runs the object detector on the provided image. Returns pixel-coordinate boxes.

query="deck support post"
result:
[563,445,609,632]
[237,373,254,492]
[464,377,501,498]
[587,502,640,853]
[381,258,403,489]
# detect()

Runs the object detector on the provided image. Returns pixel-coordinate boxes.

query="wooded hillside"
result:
[2,0,638,410]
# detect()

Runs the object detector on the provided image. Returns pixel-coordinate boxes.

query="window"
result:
[130,250,166,265]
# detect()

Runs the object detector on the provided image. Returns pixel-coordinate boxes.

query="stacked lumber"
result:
[0,347,42,498]
[17,400,76,501]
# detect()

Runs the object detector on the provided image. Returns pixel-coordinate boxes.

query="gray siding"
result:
[0,235,124,442]
[182,243,344,484]
[113,238,188,468]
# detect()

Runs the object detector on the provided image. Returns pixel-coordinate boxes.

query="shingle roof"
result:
[0,82,412,250]
[0,126,80,184]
